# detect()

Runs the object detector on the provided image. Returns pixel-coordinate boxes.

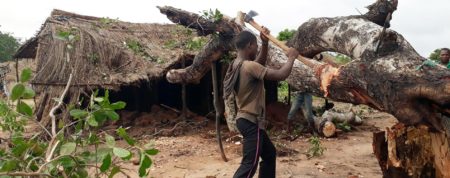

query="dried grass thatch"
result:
[14,9,205,124]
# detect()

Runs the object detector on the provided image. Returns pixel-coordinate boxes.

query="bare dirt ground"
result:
[0,98,397,178]
[117,101,397,178]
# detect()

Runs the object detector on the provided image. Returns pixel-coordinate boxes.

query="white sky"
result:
[1,0,449,57]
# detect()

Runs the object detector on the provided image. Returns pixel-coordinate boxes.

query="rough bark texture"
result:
[158,6,239,84]
[159,1,449,175]
[373,124,450,178]
[158,1,449,133]
[287,11,449,133]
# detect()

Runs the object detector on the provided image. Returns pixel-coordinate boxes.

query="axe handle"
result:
[248,20,316,68]
[248,20,289,51]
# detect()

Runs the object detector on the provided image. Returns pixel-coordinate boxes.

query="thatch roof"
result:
[15,9,204,91]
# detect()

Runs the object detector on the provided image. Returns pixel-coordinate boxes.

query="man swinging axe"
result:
[224,26,299,178]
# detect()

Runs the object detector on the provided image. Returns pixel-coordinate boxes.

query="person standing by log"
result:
[287,54,336,135]
[223,28,299,178]
[439,48,450,69]
[287,91,314,133]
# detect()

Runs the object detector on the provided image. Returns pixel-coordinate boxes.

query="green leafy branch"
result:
[201,9,223,23]
[306,136,326,158]
[0,69,158,177]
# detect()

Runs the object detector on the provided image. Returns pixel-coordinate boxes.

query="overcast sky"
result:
[1,0,448,57]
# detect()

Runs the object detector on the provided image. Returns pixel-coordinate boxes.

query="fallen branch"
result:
[0,172,52,177]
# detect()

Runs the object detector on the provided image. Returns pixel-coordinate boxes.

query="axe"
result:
[242,10,317,68]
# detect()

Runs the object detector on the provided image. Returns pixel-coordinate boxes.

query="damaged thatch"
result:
[14,9,206,124]
[15,9,204,91]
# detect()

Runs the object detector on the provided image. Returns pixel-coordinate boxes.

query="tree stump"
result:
[373,124,450,178]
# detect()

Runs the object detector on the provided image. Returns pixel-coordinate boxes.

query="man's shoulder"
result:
[242,60,265,69]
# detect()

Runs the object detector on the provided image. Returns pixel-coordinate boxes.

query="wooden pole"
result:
[211,61,228,162]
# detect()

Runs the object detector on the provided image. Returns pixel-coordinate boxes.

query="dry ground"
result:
[0,99,397,178]
[116,102,397,178]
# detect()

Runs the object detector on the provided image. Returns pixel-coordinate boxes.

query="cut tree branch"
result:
[158,6,239,84]
[158,1,449,133]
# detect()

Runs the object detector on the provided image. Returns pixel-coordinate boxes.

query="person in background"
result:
[439,48,450,69]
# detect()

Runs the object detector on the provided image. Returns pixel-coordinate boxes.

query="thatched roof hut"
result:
[14,9,212,122]
[16,9,204,89]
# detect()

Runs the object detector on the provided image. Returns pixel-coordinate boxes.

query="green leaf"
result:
[58,156,75,168]
[17,101,32,116]
[139,154,152,177]
[87,115,99,127]
[75,121,83,132]
[145,148,159,155]
[96,148,113,161]
[88,133,99,144]
[60,142,76,155]
[93,110,107,124]
[116,128,135,146]
[22,87,36,99]
[105,110,119,121]
[110,101,126,110]
[104,90,110,103]
[100,154,112,172]
[70,109,88,119]
[11,83,25,101]
[94,97,104,103]
[109,166,121,178]
[1,160,18,172]
[58,119,65,129]
[29,163,39,171]
[57,30,70,40]
[20,68,32,82]
[105,134,115,147]
[11,141,28,157]
[113,147,131,159]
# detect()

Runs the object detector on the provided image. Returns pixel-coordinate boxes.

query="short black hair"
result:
[441,48,450,53]
[234,31,256,50]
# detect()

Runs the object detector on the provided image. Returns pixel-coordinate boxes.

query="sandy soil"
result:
[0,100,398,178]
[116,102,397,178]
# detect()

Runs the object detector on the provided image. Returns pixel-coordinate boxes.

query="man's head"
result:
[234,31,258,59]
[440,48,450,64]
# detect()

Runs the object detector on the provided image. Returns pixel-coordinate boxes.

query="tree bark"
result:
[373,124,450,178]
[159,1,450,175]
[158,1,449,132]
[158,6,238,84]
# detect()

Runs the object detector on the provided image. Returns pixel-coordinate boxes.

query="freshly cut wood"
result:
[159,0,449,174]
[159,1,448,134]
[373,124,450,178]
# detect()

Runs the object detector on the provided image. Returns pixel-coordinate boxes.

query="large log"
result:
[158,0,450,174]
[158,6,239,84]
[161,1,449,133]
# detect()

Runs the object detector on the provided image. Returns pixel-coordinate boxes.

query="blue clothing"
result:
[287,92,314,127]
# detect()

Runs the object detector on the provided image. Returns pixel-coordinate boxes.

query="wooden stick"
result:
[0,172,52,177]
[211,61,228,162]
[49,72,73,136]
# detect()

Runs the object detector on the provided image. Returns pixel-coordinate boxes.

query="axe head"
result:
[244,10,258,22]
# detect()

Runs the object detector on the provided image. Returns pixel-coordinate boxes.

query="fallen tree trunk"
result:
[158,6,239,84]
[159,0,450,174]
[160,1,449,133]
